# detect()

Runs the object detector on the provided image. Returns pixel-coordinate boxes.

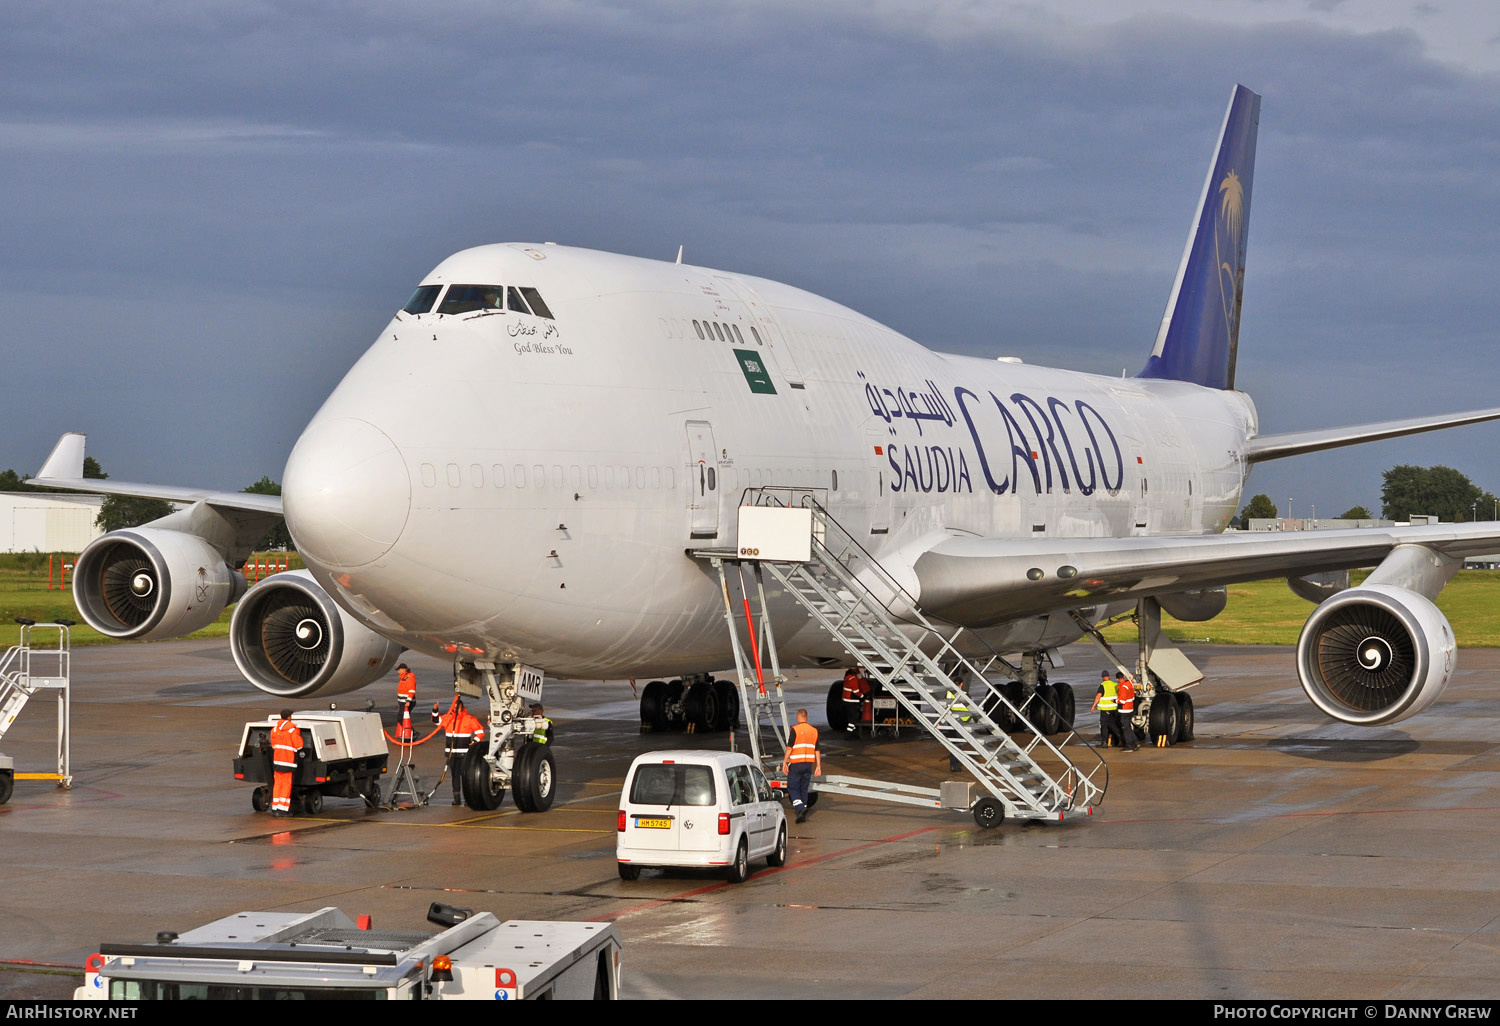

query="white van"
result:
[616,750,787,883]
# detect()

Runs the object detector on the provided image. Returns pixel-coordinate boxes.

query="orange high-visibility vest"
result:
[1117,679,1136,713]
[269,718,303,770]
[434,701,486,756]
[397,668,416,703]
[789,722,819,764]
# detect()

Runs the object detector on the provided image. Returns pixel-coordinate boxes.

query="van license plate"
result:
[635,817,671,829]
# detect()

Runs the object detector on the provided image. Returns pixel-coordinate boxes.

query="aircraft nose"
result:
[282,417,411,570]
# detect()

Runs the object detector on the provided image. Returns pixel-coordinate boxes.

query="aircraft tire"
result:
[527,745,557,812]
[825,681,848,732]
[713,680,739,730]
[640,681,667,730]
[1176,691,1195,742]
[1030,688,1060,735]
[684,681,719,732]
[664,680,686,729]
[1149,694,1179,747]
[462,748,505,810]
[999,682,1024,732]
[1052,682,1076,730]
[511,743,537,812]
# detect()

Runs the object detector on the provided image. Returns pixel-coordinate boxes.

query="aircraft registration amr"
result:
[31,85,1500,812]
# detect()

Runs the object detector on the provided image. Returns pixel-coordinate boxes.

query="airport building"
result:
[0,491,105,553]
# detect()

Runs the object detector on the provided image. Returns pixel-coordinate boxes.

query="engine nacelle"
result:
[230,570,403,698]
[73,529,244,640]
[1296,584,1456,725]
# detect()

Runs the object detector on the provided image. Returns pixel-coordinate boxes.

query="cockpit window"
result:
[519,287,554,319]
[438,285,505,315]
[506,286,532,316]
[402,284,442,314]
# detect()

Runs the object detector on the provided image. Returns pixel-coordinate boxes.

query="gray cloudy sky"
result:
[3,1,1498,520]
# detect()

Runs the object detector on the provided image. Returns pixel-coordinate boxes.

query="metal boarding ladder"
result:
[700,504,1107,822]
[0,622,73,788]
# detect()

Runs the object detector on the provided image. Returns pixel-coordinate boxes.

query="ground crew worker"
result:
[1090,670,1123,748]
[268,709,303,817]
[528,703,553,745]
[396,664,417,743]
[943,675,973,772]
[1114,670,1141,751]
[779,708,822,823]
[841,668,868,736]
[433,696,487,805]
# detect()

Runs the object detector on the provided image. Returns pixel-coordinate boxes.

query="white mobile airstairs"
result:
[693,504,1107,828]
[0,620,73,804]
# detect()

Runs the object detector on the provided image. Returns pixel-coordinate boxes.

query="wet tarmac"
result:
[3,640,1500,999]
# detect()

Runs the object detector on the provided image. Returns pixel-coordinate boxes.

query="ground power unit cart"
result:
[233,710,388,813]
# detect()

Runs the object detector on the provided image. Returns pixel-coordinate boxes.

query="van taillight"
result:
[718,813,730,835]
[618,810,627,832]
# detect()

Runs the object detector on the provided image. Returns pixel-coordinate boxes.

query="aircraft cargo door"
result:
[685,420,720,540]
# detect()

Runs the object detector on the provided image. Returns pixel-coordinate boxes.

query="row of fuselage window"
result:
[418,462,842,494]
[421,462,676,492]
[401,283,555,319]
[693,319,762,346]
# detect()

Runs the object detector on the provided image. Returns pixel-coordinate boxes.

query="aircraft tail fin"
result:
[1138,84,1261,390]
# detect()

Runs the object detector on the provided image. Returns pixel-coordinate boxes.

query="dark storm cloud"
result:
[1,2,1495,514]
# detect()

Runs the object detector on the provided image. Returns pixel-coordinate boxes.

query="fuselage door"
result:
[715,276,806,388]
[685,420,720,539]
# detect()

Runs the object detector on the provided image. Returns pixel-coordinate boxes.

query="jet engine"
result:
[1296,584,1456,725]
[230,570,403,697]
[73,529,245,640]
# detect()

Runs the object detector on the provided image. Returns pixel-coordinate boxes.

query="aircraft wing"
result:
[27,432,283,516]
[1246,406,1500,463]
[912,522,1500,627]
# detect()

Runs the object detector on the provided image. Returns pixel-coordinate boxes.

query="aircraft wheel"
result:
[825,681,848,732]
[617,862,641,881]
[511,743,537,812]
[302,790,323,815]
[1149,694,1180,747]
[463,747,505,810]
[640,681,667,730]
[972,796,1005,829]
[713,680,739,731]
[684,681,719,732]
[1052,682,1076,730]
[250,786,270,812]
[528,745,557,812]
[1176,691,1195,742]
[664,680,686,729]
[999,682,1024,732]
[1030,687,1060,735]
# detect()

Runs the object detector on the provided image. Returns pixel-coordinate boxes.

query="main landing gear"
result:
[455,661,557,814]
[638,673,740,733]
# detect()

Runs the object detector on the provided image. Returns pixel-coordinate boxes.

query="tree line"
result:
[1238,465,1499,526]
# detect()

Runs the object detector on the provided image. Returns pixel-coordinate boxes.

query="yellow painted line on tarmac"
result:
[14,773,63,781]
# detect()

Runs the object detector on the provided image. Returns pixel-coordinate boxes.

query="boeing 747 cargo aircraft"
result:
[31,86,1500,811]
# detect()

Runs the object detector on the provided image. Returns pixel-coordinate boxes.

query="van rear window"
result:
[630,764,715,806]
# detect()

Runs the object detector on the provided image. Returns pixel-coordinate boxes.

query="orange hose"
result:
[384,724,443,747]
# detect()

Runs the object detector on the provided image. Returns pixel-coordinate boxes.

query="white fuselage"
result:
[280,244,1258,677]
